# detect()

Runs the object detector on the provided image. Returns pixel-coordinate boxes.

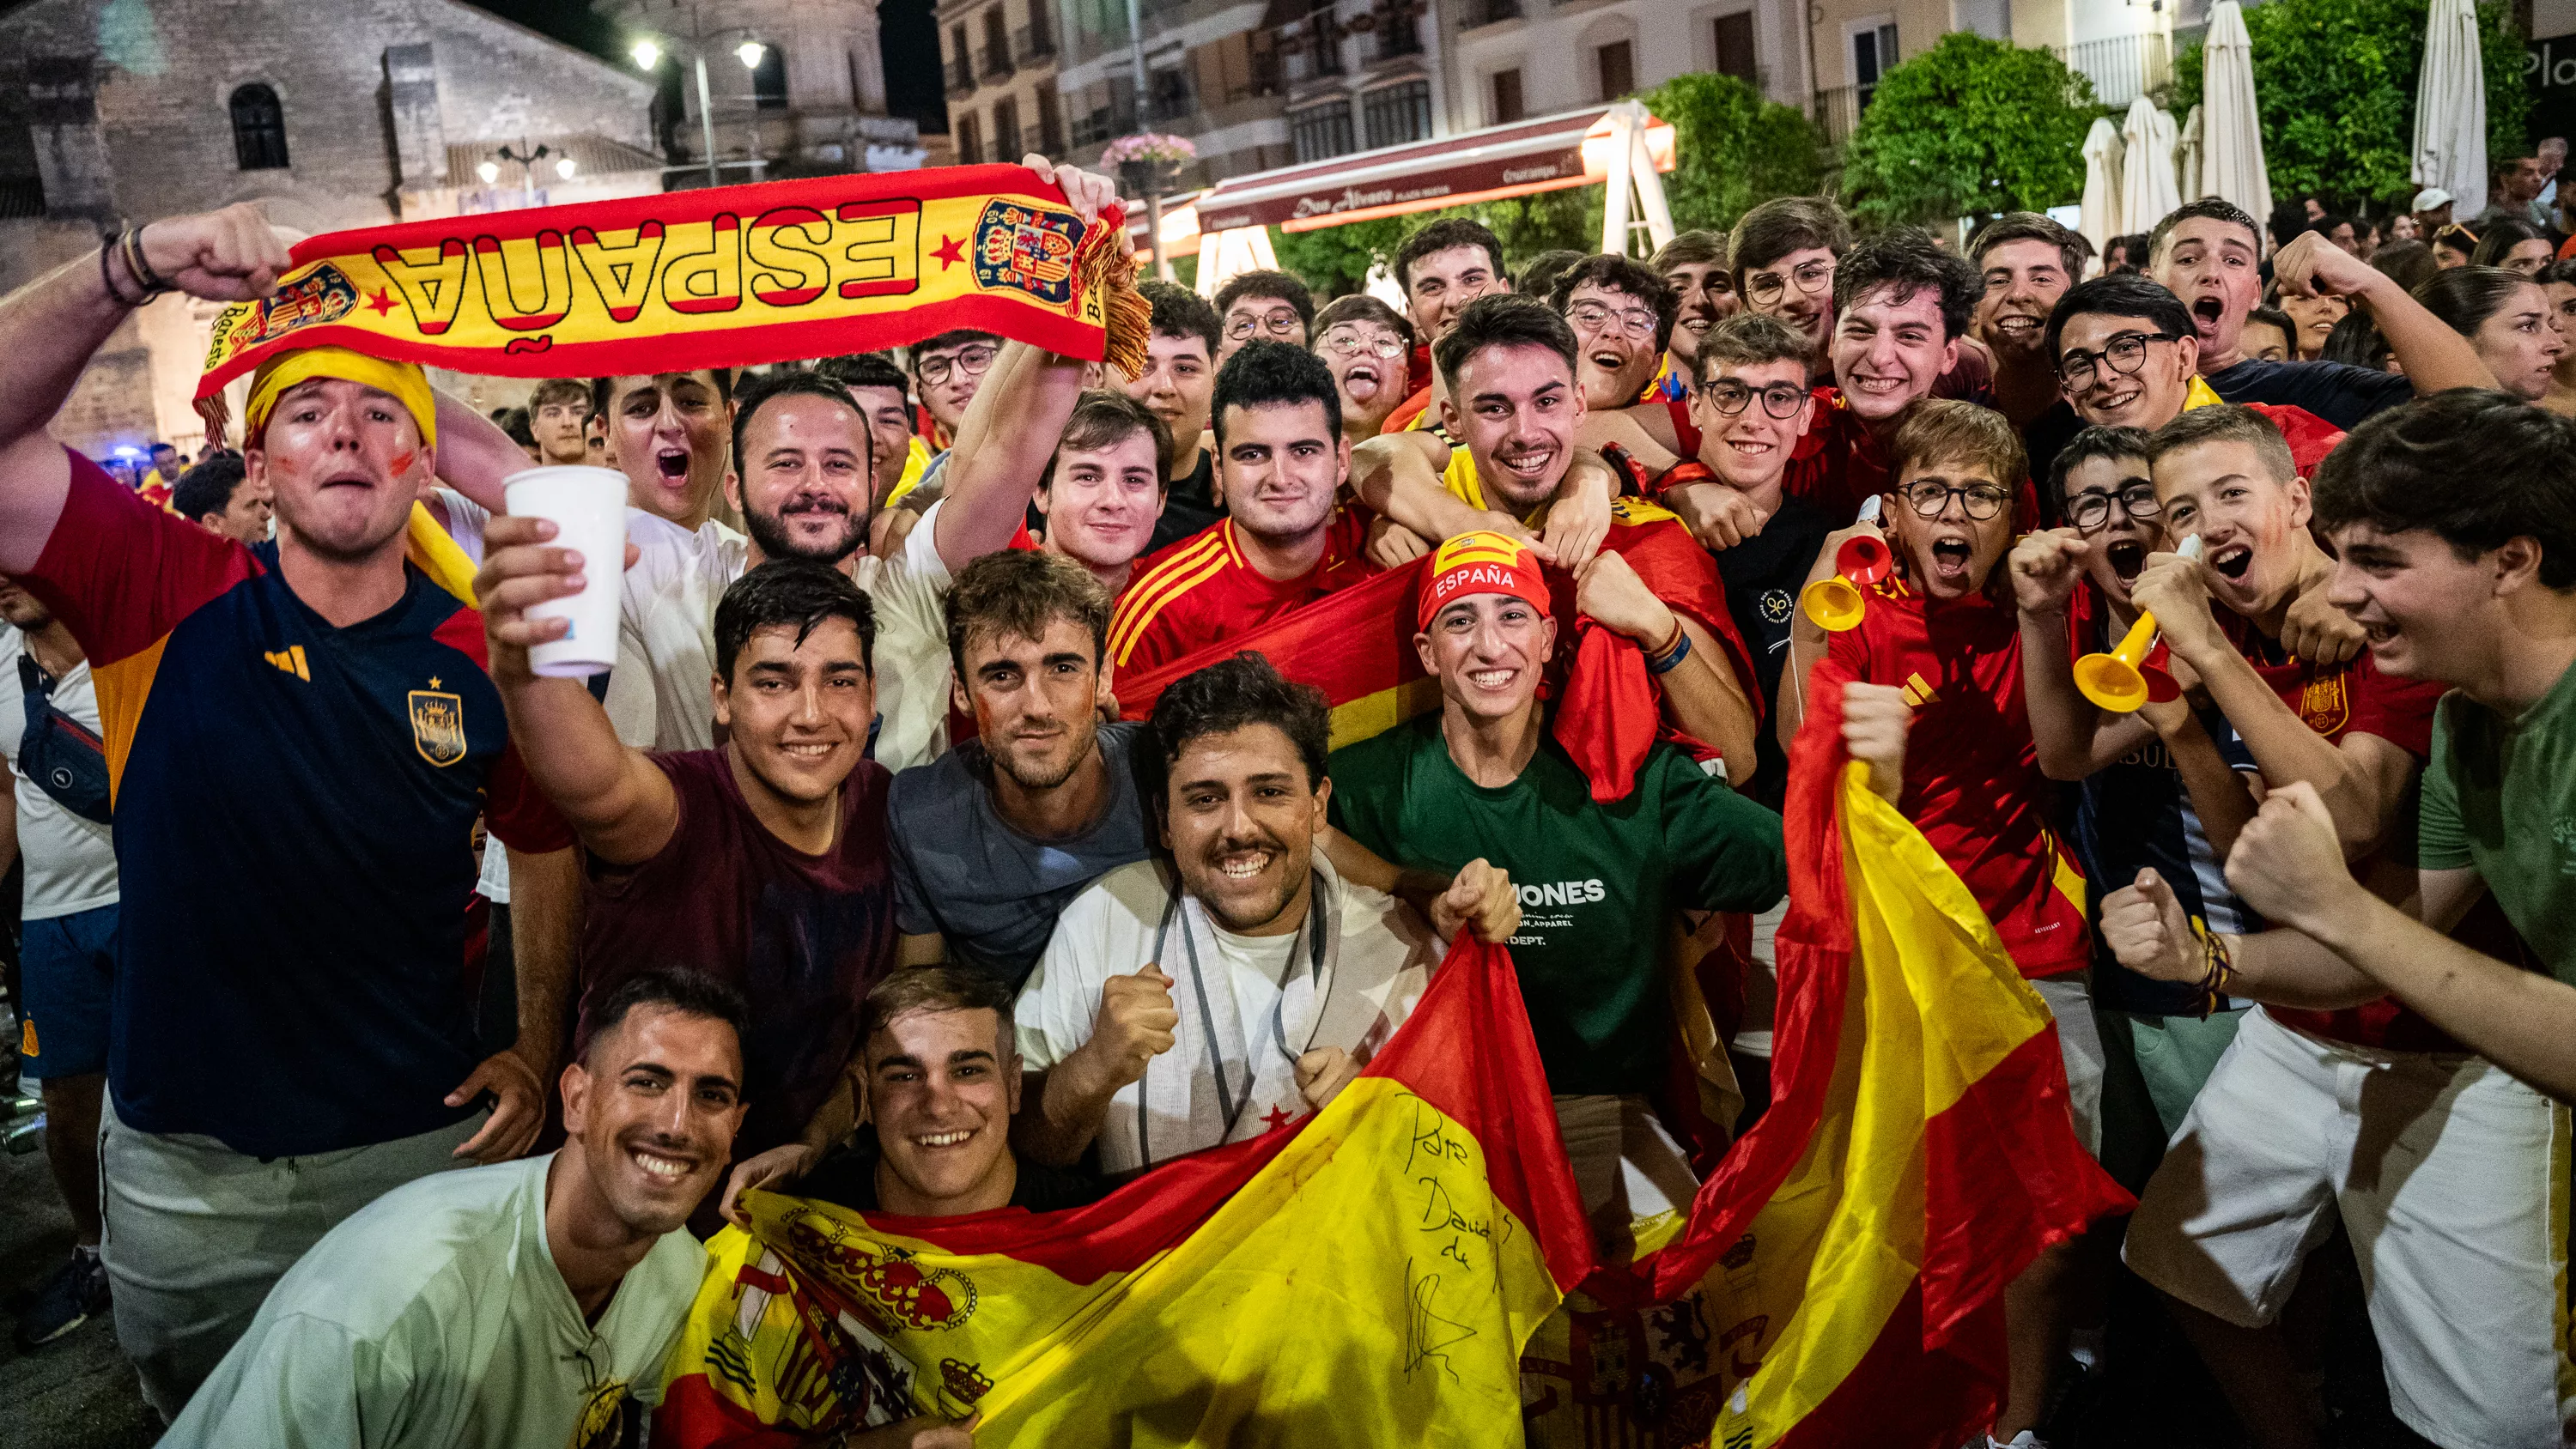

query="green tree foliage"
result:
[1838,33,2099,227]
[1267,70,1825,297]
[2170,0,2530,207]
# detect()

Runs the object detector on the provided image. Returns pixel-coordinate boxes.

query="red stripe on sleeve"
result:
[27,449,255,670]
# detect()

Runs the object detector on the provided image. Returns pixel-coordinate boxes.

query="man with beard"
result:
[163,971,749,1447]
[1970,212,2083,428]
[2008,427,2263,1151]
[1328,532,1784,1252]
[2146,199,2494,427]
[1823,402,2101,1444]
[1108,343,1377,675]
[1309,294,1415,444]
[1356,296,1762,779]
[0,204,576,1414]
[1016,652,1512,1176]
[1128,281,1226,553]
[476,552,898,1233]
[817,352,927,521]
[2097,403,2559,1449]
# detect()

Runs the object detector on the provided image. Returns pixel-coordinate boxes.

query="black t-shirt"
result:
[1710,493,1838,810]
[1146,447,1223,556]
[2020,402,2085,525]
[2202,357,2412,430]
[799,1132,1109,1214]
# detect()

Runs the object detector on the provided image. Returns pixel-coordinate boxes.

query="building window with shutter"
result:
[956,112,981,166]
[1361,78,1430,150]
[1714,12,1756,83]
[1290,100,1354,163]
[1491,67,1523,124]
[1595,39,1632,100]
[229,83,289,170]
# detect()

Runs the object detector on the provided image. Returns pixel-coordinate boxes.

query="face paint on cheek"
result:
[388,450,416,477]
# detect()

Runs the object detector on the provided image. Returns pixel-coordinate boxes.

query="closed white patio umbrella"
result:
[2081,117,2126,260]
[2178,103,2205,203]
[2202,1,2274,227]
[2413,0,2488,217]
[2121,95,2183,237]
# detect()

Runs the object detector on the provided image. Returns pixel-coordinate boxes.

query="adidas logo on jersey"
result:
[264,646,310,681]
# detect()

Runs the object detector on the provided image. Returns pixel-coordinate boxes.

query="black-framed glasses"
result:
[1899,480,2011,520]
[2057,330,2178,389]
[1700,379,1809,419]
[916,343,998,386]
[1746,258,1836,308]
[1566,299,1660,340]
[2065,479,2162,532]
[1316,328,1407,361]
[1224,308,1305,341]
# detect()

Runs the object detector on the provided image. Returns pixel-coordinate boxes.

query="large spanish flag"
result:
[654,932,1592,1446]
[1570,671,2134,1447]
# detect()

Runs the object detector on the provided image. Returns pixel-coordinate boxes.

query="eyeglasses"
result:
[1699,379,1809,419]
[1566,299,1660,340]
[1316,328,1408,361]
[1225,308,1305,341]
[1899,480,2012,520]
[916,343,998,386]
[2065,479,2162,532]
[2056,330,2178,389]
[1745,259,1836,308]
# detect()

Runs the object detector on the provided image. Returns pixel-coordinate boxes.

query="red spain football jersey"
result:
[1815,578,2091,979]
[1106,511,1377,676]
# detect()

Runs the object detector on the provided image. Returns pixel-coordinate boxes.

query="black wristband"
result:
[97,239,145,307]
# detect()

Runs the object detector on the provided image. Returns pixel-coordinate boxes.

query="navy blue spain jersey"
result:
[27,452,568,1156]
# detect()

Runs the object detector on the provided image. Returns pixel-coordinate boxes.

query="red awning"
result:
[1186,105,1674,235]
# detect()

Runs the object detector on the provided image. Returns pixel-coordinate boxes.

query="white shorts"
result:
[2123,1006,2574,1449]
[2032,971,2107,1161]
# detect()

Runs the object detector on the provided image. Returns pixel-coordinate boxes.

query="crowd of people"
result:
[2,146,2573,1449]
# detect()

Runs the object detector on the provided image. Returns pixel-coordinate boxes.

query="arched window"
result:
[229,84,289,171]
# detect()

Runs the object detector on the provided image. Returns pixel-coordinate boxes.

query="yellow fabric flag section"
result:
[656,936,1594,1447]
[194,166,1146,399]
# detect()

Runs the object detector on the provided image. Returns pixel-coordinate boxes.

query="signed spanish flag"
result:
[654,933,1591,1446]
[192,165,1146,404]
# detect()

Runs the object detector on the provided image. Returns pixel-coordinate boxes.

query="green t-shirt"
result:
[1327,715,1787,1094]
[161,1151,707,1449]
[2418,658,2576,988]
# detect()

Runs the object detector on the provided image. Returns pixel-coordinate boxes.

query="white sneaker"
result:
[1984,1434,2047,1449]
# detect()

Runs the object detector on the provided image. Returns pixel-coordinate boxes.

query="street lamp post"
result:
[478,139,578,207]
[629,9,769,189]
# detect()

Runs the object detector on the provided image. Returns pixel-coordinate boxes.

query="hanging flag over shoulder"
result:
[193,166,1150,406]
[1559,670,2131,1449]
[654,932,1591,1447]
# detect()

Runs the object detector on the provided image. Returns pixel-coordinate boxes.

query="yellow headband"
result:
[240,347,436,449]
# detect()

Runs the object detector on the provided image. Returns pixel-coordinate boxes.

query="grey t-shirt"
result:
[888,720,1154,990]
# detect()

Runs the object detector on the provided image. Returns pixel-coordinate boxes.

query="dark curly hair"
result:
[2312,390,2576,591]
[713,559,878,682]
[1833,226,1979,341]
[1142,651,1332,797]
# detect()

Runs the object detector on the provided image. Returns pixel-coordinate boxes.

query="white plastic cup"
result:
[502,465,628,678]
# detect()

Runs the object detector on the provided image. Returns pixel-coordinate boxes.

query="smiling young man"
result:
[2099,396,2573,1449]
[2147,199,2494,427]
[1029,391,1169,598]
[1382,217,1512,432]
[1016,653,1505,1175]
[1969,212,2084,427]
[1212,268,1315,363]
[1820,401,2103,1444]
[1107,342,1376,676]
[477,554,899,1233]
[1127,280,1226,553]
[163,970,749,1449]
[0,207,583,1415]
[1653,228,1737,382]
[1732,197,1850,372]
[1547,253,1710,472]
[1327,531,1783,1252]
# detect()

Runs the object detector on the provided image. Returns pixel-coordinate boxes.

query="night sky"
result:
[478,0,950,134]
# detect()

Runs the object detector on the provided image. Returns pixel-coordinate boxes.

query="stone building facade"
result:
[0,0,663,456]
[598,0,927,182]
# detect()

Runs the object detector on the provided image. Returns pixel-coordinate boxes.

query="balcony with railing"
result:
[979,43,1013,81]
[1463,0,1520,27]
[1015,22,1055,65]
[2060,32,2172,108]
[1365,1,1423,64]
[1813,85,1862,150]
[946,55,976,97]
[1278,10,1345,87]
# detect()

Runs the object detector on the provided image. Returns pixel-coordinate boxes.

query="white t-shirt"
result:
[0,628,118,919]
[615,503,957,771]
[1016,855,1437,1174]
[428,491,517,908]
[161,1152,705,1449]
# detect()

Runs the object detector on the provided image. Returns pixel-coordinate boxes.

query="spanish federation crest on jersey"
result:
[408,686,467,767]
[970,201,1080,307]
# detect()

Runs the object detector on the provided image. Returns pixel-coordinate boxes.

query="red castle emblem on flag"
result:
[970,200,1079,307]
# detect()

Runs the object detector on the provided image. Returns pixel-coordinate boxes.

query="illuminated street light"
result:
[477,160,501,184]
[556,156,578,180]
[630,38,661,70]
[735,39,766,70]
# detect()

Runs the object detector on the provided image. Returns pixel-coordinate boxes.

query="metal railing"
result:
[2060,32,2172,108]
[1370,2,1422,61]
[1812,85,1862,149]
[979,43,1013,81]
[1015,23,1055,64]
[946,56,976,97]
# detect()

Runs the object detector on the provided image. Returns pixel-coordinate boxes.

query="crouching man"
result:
[1013,652,1522,1175]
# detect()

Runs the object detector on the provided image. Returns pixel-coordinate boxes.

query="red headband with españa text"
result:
[1418,530,1548,630]
[191,166,1148,407]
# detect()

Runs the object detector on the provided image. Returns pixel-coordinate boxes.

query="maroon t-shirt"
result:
[575,749,897,1160]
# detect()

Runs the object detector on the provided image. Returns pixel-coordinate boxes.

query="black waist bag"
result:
[20,652,111,824]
